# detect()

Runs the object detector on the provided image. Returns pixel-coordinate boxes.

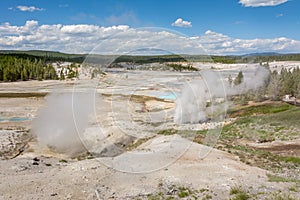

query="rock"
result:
[33,157,40,162]
[32,161,39,165]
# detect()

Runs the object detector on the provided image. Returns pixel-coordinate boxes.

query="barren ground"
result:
[0,71,299,199]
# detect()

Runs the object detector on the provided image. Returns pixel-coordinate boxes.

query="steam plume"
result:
[32,91,94,155]
[174,66,269,124]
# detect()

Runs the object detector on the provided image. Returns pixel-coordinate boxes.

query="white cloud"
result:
[239,0,288,7]
[0,21,299,55]
[16,5,44,12]
[276,13,284,18]
[197,30,300,54]
[105,11,139,25]
[59,4,69,8]
[171,18,192,28]
[235,21,245,25]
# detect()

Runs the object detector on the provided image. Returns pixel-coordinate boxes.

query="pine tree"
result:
[267,71,280,100]
[228,74,233,87]
[234,71,244,85]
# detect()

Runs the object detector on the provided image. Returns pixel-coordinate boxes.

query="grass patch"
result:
[202,194,213,200]
[157,129,178,135]
[289,186,298,192]
[230,186,250,200]
[221,106,300,142]
[126,137,153,151]
[146,183,215,199]
[269,192,299,200]
[267,174,300,183]
[281,156,300,165]
[228,103,294,117]
[157,129,206,140]
[177,186,190,198]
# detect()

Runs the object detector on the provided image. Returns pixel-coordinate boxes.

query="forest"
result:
[267,67,300,99]
[233,66,300,103]
[0,54,58,81]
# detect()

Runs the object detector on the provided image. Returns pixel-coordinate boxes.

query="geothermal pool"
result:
[0,117,31,122]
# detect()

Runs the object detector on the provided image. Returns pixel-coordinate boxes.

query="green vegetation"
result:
[166,63,198,71]
[224,104,300,142]
[2,50,300,65]
[113,54,188,64]
[112,53,300,64]
[228,66,300,103]
[234,71,244,85]
[268,67,300,99]
[177,186,191,198]
[228,103,293,117]
[0,50,85,63]
[126,137,154,151]
[283,157,300,165]
[230,186,250,200]
[145,182,216,200]
[215,106,300,184]
[0,53,81,81]
[0,54,58,81]
[268,192,299,200]
[267,174,300,183]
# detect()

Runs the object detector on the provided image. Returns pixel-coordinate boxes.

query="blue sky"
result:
[1,0,300,54]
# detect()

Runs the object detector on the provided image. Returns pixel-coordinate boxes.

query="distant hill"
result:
[0,50,86,63]
[1,50,300,64]
[242,52,281,57]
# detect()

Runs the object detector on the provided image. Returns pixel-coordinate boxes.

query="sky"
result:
[1,0,300,55]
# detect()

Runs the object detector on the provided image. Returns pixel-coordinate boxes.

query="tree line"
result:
[0,54,58,81]
[232,66,300,103]
[267,67,300,100]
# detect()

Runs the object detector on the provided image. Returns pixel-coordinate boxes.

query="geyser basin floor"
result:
[0,68,299,199]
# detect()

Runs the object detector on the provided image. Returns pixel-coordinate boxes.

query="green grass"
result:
[229,186,250,200]
[289,186,298,192]
[267,174,300,183]
[202,194,213,200]
[281,157,300,165]
[177,186,191,198]
[268,192,299,200]
[157,129,207,142]
[228,103,294,117]
[157,129,178,135]
[146,183,217,200]
[199,188,209,193]
[221,106,300,142]
[126,137,153,151]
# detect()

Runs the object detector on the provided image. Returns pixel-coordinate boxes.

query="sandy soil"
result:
[1,135,293,200]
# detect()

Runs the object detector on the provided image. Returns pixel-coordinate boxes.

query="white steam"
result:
[32,91,94,155]
[174,66,269,124]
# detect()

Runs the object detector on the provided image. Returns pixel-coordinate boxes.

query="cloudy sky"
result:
[1,0,300,55]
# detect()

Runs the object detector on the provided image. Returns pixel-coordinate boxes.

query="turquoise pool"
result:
[0,117,31,122]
